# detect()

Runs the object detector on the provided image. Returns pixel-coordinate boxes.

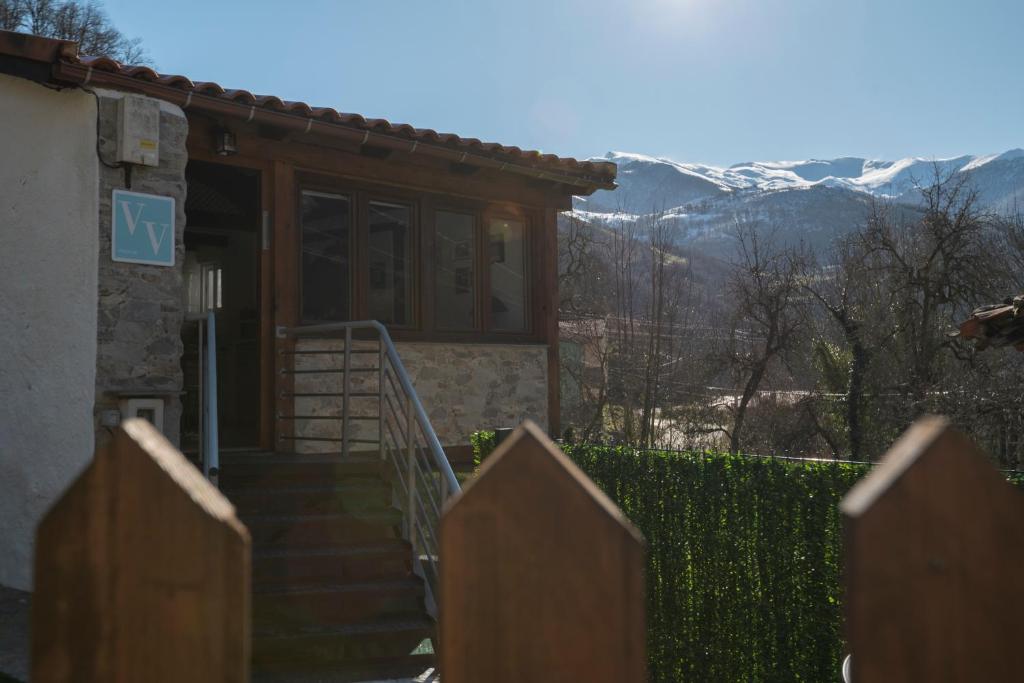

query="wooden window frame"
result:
[293,170,544,344]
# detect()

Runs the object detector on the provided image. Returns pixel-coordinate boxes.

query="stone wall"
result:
[0,74,99,589]
[92,90,188,449]
[290,340,548,452]
[396,342,549,444]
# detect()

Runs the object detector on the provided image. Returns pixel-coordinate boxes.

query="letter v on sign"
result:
[120,200,146,236]
[143,221,169,254]
[111,189,175,267]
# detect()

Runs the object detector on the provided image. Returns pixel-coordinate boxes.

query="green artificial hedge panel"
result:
[470,431,867,682]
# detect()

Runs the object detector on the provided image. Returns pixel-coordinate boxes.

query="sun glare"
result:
[634,0,711,41]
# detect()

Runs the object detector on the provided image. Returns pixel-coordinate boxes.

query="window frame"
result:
[363,194,418,329]
[293,171,540,343]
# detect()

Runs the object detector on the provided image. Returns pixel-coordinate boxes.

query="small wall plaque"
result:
[111,190,175,267]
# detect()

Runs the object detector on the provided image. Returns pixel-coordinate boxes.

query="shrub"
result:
[470,431,866,682]
[470,430,498,467]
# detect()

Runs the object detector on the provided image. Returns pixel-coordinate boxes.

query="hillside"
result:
[573,149,1024,257]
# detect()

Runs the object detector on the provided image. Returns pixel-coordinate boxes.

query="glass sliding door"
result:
[489,218,528,332]
[435,210,476,330]
[300,191,352,323]
[367,200,413,326]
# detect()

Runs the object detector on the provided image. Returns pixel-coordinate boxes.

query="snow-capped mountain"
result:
[572,149,1024,256]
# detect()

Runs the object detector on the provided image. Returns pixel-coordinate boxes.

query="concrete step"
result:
[253,540,413,587]
[253,577,425,629]
[250,653,437,683]
[252,617,434,673]
[242,510,404,547]
[220,453,389,487]
[225,482,392,515]
[229,452,435,682]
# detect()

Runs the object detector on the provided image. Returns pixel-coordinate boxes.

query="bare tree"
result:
[0,0,26,29]
[854,170,999,417]
[801,237,895,460]
[558,213,609,315]
[1,0,148,64]
[722,220,806,453]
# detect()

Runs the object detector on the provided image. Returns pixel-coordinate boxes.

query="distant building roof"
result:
[957,295,1024,351]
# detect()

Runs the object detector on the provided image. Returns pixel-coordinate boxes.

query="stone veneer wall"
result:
[290,340,548,453]
[93,90,189,448]
[396,342,548,444]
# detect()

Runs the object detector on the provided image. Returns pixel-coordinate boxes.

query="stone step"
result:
[252,540,413,587]
[253,578,425,629]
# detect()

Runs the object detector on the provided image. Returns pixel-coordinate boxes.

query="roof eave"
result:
[52,61,615,194]
[0,29,617,194]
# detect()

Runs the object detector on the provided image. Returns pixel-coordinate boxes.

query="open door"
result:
[181,161,263,452]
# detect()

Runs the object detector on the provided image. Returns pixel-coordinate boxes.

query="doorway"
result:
[181,161,262,451]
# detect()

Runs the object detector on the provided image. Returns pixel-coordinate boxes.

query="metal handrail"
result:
[278,319,461,618]
[204,311,220,485]
[190,310,220,487]
[280,320,460,494]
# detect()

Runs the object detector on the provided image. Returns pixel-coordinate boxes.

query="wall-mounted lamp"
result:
[215,129,237,156]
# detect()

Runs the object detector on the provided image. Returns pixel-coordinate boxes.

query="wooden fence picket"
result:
[439,420,646,683]
[31,419,251,683]
[841,416,1024,682]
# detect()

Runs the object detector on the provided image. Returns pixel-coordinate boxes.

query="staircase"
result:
[218,321,460,682]
[221,452,437,682]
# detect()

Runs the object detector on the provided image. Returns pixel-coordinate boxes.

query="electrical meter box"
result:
[116,95,160,166]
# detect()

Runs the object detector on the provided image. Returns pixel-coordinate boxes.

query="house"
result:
[0,29,615,678]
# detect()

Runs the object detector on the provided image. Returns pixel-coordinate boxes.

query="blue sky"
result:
[105,0,1023,166]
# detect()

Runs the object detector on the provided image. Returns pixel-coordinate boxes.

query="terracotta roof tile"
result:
[0,30,615,186]
[67,50,615,182]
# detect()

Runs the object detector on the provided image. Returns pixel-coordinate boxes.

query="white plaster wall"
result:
[0,74,99,589]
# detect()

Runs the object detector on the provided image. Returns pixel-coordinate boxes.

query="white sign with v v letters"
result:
[111,189,175,267]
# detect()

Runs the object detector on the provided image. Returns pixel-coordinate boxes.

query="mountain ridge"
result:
[589,148,1024,204]
[570,148,1024,258]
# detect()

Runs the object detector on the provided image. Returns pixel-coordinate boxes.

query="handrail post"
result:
[204,311,219,488]
[196,316,204,469]
[342,326,352,458]
[378,333,386,461]
[281,320,460,494]
[406,395,417,546]
[280,319,462,619]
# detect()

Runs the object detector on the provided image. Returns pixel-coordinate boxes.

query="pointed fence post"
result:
[32,419,251,683]
[841,416,1024,682]
[440,421,646,682]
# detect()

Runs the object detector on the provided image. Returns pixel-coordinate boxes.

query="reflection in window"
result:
[489,218,527,331]
[368,201,413,325]
[435,211,475,330]
[300,191,351,323]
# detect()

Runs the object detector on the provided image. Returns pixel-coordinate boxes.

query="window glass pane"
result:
[368,200,413,326]
[435,211,476,330]
[300,191,351,323]
[489,218,527,331]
